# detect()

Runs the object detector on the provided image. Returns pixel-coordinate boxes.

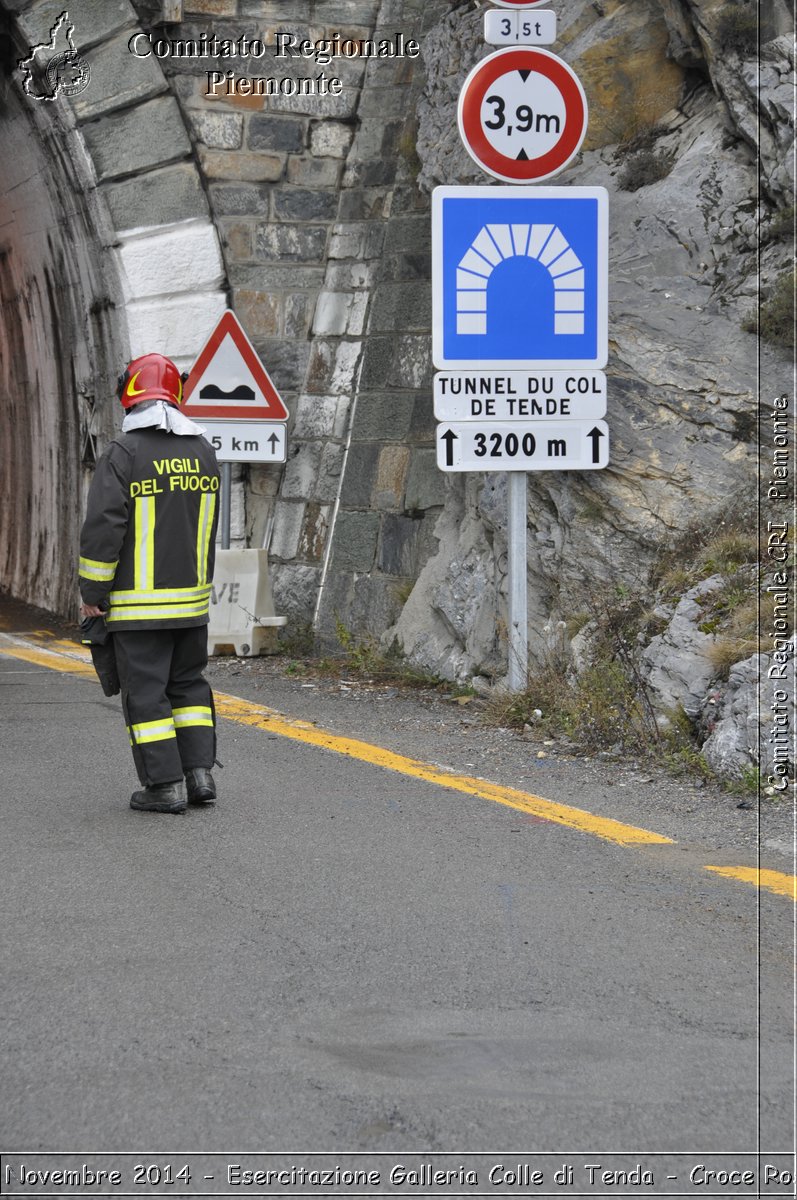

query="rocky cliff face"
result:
[385,0,794,780]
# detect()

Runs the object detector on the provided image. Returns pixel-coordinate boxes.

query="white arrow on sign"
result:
[436,419,609,472]
[201,419,287,464]
[434,370,606,421]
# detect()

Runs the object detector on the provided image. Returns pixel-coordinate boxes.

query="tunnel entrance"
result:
[0,6,127,618]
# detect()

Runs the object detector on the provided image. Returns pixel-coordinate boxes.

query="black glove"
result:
[79,615,120,697]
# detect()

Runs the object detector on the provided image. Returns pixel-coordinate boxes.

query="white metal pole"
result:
[220,462,232,550]
[507,471,528,692]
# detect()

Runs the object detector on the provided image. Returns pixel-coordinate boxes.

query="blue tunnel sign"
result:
[432,185,608,370]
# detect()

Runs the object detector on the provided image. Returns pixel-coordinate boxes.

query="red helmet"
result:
[117,353,183,410]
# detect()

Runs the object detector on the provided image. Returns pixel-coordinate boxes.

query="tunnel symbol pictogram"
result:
[456,223,584,335]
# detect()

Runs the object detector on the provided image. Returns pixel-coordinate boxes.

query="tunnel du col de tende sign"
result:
[182,311,289,465]
[432,185,609,473]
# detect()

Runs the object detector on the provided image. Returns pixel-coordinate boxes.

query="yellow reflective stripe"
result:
[110,600,210,615]
[197,493,216,587]
[134,496,155,591]
[135,729,177,744]
[80,555,117,572]
[129,717,176,744]
[106,601,210,623]
[79,556,117,581]
[173,706,214,728]
[196,494,206,586]
[110,585,212,605]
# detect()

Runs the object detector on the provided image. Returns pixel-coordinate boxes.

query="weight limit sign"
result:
[458,47,588,182]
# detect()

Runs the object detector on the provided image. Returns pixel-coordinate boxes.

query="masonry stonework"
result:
[139,0,448,643]
[2,0,449,633]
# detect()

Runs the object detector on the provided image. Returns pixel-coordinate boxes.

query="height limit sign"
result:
[458,46,588,182]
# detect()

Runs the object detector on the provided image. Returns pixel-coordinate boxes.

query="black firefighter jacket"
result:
[79,427,220,631]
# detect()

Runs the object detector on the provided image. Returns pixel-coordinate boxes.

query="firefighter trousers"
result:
[113,626,216,787]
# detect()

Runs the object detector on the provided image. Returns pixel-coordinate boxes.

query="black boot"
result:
[185,767,216,805]
[130,781,186,814]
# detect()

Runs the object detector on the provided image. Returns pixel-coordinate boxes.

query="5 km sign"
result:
[183,311,288,464]
[202,421,286,464]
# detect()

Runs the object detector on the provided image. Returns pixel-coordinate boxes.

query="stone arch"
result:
[0,1,227,616]
[456,223,585,335]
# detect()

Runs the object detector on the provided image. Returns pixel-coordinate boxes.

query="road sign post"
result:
[434,24,607,691]
[508,472,528,692]
[220,462,232,550]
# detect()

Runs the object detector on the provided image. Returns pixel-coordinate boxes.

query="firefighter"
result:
[79,353,221,814]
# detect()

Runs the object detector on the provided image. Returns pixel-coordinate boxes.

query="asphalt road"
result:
[0,613,794,1191]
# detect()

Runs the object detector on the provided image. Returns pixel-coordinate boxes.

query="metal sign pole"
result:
[220,462,232,550]
[507,471,528,691]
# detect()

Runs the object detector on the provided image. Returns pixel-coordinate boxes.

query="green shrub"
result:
[489,595,662,755]
[766,205,795,243]
[743,271,795,349]
[332,619,441,687]
[716,3,758,55]
[621,123,671,156]
[706,635,760,678]
[617,149,674,192]
[695,531,758,574]
[753,271,795,350]
[731,410,757,442]
[565,660,657,751]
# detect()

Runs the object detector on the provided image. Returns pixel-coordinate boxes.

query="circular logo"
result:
[46,51,91,97]
[458,48,588,183]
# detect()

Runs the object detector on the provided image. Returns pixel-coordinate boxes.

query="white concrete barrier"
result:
[208,549,286,657]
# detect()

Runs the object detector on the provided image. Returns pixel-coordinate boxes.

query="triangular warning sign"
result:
[182,311,288,421]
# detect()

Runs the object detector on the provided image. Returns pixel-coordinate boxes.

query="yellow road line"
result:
[0,638,95,676]
[705,865,797,899]
[0,633,673,848]
[214,693,673,847]
[9,635,796,886]
[25,632,93,662]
